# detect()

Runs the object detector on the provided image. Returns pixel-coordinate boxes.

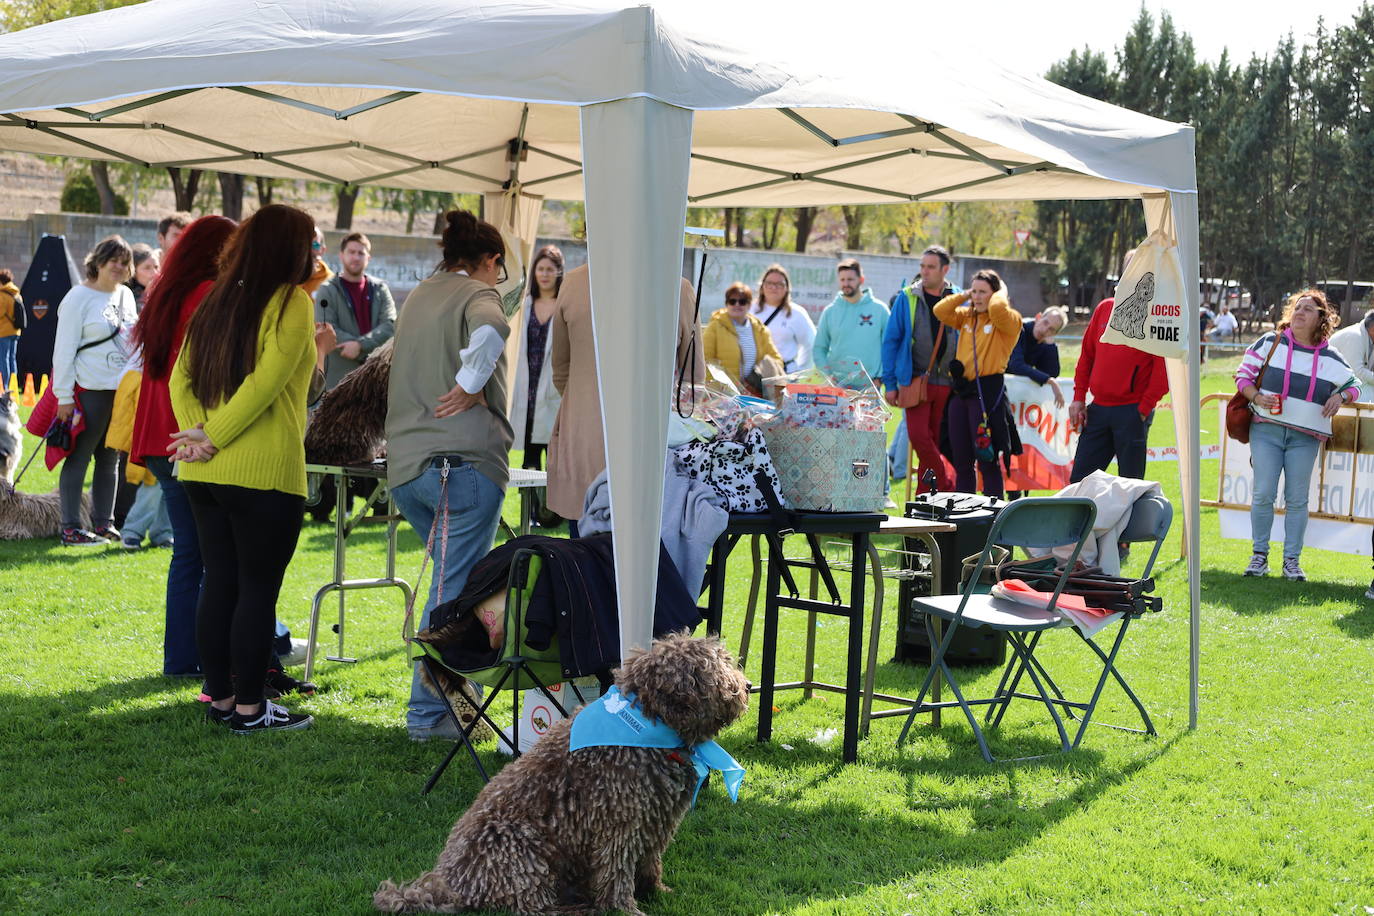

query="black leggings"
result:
[59,388,118,529]
[183,482,303,706]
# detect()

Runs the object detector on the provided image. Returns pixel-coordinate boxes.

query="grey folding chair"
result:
[895,497,1097,763]
[985,493,1172,747]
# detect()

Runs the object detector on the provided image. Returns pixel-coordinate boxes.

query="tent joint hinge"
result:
[791,173,802,181]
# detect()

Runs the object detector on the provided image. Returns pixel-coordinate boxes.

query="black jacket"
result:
[426,534,702,679]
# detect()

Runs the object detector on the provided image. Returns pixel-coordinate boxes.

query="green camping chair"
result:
[410,548,587,793]
[894,497,1097,763]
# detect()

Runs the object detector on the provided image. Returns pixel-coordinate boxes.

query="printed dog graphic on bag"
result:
[1109,271,1154,341]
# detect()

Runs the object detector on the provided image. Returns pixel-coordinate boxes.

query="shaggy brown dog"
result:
[374,631,749,915]
[305,339,392,467]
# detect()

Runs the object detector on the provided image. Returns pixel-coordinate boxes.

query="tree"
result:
[218,172,244,221]
[88,161,119,215]
[167,167,204,211]
[792,207,817,253]
[839,205,867,250]
[335,184,360,230]
[0,0,143,30]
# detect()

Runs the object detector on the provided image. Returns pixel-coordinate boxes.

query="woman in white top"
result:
[752,263,815,373]
[52,235,138,545]
[509,244,564,471]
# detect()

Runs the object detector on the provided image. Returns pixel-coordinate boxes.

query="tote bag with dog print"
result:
[1101,228,1189,360]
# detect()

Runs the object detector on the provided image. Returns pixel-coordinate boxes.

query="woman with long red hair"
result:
[130,215,236,678]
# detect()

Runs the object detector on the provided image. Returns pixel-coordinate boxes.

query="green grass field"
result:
[3,350,1372,914]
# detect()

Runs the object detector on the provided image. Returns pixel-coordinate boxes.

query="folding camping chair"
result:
[894,497,1097,763]
[982,492,1172,748]
[409,548,588,793]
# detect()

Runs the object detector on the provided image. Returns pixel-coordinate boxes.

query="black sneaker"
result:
[61,526,107,546]
[265,667,316,697]
[229,700,313,734]
[206,705,234,726]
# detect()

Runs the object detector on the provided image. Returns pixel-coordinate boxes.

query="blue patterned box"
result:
[764,426,887,512]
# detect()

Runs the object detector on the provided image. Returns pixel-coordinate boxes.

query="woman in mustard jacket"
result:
[703,282,783,396]
[933,269,1022,497]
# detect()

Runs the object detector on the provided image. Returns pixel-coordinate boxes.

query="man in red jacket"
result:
[1068,296,1169,482]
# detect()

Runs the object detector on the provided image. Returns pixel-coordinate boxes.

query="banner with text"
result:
[1213,402,1374,556]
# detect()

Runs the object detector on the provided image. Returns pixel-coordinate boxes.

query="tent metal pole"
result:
[523,143,582,168]
[337,91,419,119]
[1,114,148,166]
[519,167,583,189]
[83,89,204,120]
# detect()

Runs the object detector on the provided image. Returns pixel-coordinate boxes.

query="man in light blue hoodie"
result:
[812,258,889,388]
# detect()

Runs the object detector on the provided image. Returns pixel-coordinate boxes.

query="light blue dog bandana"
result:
[568,686,744,806]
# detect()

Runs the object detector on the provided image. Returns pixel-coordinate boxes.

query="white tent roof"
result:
[0,0,1202,730]
[0,0,1194,204]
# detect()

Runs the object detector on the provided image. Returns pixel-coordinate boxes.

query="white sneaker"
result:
[1281,557,1305,581]
[279,638,310,668]
[1243,553,1269,577]
[1365,582,1374,601]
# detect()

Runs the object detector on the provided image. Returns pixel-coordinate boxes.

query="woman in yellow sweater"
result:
[169,204,318,734]
[933,269,1022,497]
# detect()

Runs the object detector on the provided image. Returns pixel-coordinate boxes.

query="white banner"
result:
[1215,408,1374,556]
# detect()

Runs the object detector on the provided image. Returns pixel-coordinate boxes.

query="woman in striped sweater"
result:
[1234,289,1360,581]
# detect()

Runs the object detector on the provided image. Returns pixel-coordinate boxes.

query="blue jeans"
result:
[1248,420,1320,559]
[392,461,505,729]
[887,414,909,480]
[145,456,204,676]
[0,334,16,391]
[121,481,173,546]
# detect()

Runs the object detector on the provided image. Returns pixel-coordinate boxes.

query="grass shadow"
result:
[1203,569,1364,614]
[1335,601,1374,639]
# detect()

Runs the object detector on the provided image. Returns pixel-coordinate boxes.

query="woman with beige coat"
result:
[545,264,706,531]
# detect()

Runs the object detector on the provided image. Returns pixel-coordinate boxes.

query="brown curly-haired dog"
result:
[374,630,749,915]
[305,339,392,466]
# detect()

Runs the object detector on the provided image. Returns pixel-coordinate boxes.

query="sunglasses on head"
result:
[726,297,749,305]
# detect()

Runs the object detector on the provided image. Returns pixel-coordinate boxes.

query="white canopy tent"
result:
[0,0,1202,726]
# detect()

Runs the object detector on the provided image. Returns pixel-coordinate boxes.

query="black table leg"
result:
[703,534,738,636]
[843,531,866,763]
[756,534,783,745]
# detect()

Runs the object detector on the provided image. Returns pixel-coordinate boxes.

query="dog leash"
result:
[401,459,452,644]
[4,419,57,498]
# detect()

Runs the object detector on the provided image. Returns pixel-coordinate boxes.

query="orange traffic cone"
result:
[21,373,35,406]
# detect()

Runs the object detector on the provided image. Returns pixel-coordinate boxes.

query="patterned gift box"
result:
[764,426,887,512]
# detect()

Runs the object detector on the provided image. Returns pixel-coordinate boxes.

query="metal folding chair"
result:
[894,497,1097,763]
[984,493,1172,748]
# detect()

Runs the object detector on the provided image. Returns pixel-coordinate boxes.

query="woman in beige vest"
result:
[384,209,512,741]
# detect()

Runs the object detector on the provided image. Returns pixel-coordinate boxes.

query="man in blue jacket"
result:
[881,246,959,494]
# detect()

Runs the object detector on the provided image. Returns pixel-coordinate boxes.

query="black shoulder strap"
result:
[763,305,784,327]
[76,326,120,353]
